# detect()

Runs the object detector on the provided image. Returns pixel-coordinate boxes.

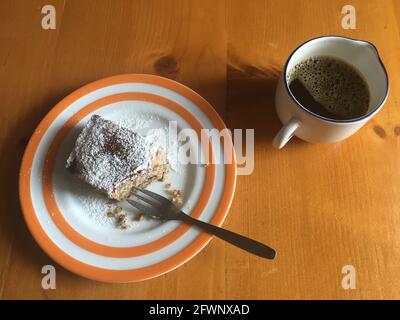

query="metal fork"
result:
[127,187,276,260]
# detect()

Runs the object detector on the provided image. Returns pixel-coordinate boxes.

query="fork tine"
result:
[132,186,169,203]
[131,193,160,207]
[126,199,155,216]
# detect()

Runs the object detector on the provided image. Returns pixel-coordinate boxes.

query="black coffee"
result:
[287,56,370,120]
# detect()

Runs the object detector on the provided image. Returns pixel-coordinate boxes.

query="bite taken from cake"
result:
[65,114,169,201]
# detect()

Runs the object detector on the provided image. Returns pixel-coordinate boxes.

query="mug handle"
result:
[273,117,301,149]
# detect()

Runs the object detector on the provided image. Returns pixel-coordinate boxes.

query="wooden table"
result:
[1,0,400,300]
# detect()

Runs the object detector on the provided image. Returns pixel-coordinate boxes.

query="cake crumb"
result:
[106,210,115,218]
[106,206,132,229]
[116,212,131,229]
[170,189,183,205]
[164,182,183,205]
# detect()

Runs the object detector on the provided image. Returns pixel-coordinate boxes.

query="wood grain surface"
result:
[1,0,399,299]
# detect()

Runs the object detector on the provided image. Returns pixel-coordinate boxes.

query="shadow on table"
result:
[226,62,304,147]
[0,89,88,290]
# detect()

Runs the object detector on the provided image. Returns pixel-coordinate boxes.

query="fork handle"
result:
[179,213,276,260]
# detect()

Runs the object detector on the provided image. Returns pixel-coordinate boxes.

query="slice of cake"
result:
[66,114,169,200]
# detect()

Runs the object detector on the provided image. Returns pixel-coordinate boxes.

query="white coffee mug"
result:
[273,36,389,149]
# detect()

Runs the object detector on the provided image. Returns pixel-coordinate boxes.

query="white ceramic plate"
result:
[19,74,236,282]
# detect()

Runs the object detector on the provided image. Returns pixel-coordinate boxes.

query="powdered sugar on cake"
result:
[115,113,180,173]
[66,115,156,198]
[68,113,183,229]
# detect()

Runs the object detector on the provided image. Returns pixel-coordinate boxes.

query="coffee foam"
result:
[287,56,370,118]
